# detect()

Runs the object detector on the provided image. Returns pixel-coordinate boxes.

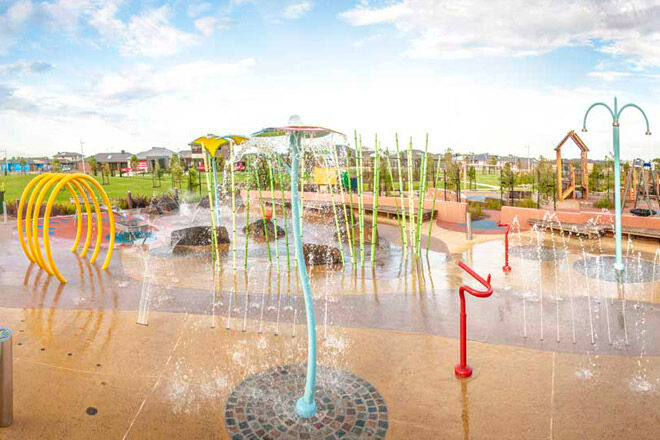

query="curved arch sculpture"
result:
[17,173,116,283]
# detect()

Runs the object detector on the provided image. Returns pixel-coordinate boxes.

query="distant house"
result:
[135,147,175,171]
[89,151,133,173]
[53,152,84,171]
[178,149,195,168]
[27,157,49,172]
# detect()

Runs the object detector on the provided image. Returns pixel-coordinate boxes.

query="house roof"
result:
[136,147,175,160]
[90,152,132,163]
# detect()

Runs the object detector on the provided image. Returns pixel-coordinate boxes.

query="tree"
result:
[51,157,61,172]
[467,166,476,189]
[19,157,27,173]
[89,157,98,176]
[443,148,454,167]
[170,154,184,186]
[130,155,138,172]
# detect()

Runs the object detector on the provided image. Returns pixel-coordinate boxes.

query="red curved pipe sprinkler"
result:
[498,223,511,273]
[455,261,493,378]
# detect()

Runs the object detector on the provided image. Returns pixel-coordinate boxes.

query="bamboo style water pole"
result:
[267,156,281,273]
[371,137,380,266]
[395,134,408,259]
[333,148,354,262]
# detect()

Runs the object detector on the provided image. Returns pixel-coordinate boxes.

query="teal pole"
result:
[582,97,651,276]
[290,131,318,418]
[211,154,221,226]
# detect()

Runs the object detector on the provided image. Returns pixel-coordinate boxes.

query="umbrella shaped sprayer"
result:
[191,134,249,263]
[251,118,347,418]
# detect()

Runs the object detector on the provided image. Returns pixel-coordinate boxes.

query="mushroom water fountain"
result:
[223,117,389,439]
[252,117,344,418]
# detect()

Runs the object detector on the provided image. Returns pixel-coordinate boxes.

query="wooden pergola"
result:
[555,130,589,200]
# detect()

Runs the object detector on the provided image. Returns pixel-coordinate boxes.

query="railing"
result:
[455,261,493,378]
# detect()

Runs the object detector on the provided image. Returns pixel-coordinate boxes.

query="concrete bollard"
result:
[466,212,472,241]
[0,327,12,427]
[127,190,133,210]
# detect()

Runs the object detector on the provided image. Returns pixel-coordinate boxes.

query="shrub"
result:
[468,202,482,219]
[4,200,77,217]
[594,197,614,209]
[485,198,502,210]
[515,198,537,209]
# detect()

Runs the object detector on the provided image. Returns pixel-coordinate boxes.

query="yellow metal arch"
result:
[17,173,116,283]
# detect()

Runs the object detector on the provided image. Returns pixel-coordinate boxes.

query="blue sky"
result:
[1,0,660,159]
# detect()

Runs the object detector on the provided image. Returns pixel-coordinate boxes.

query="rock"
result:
[303,243,343,268]
[153,195,179,213]
[171,225,230,247]
[336,222,378,245]
[243,219,285,239]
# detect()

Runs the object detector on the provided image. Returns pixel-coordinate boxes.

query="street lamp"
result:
[582,97,651,277]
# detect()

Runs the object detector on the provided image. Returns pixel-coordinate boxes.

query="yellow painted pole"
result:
[69,180,93,257]
[42,174,115,282]
[17,174,50,262]
[17,172,116,282]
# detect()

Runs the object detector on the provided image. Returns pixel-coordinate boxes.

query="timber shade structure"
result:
[17,173,116,283]
[555,130,589,200]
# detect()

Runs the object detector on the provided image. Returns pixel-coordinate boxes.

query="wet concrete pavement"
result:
[0,218,659,439]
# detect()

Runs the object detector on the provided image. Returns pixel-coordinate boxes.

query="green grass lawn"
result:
[0,173,180,205]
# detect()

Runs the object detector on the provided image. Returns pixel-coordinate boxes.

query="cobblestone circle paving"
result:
[224,364,388,440]
[573,255,656,283]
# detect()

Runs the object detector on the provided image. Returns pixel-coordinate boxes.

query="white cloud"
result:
[3,63,658,161]
[188,1,213,18]
[341,0,660,67]
[0,0,34,54]
[40,0,95,33]
[119,6,199,57]
[3,1,202,58]
[282,1,313,20]
[231,0,313,22]
[194,16,228,36]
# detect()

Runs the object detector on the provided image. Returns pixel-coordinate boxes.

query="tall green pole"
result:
[416,135,429,255]
[371,137,380,266]
[385,150,405,245]
[333,148,354,262]
[244,156,251,270]
[426,155,443,256]
[407,137,414,255]
[324,157,345,265]
[357,135,365,266]
[254,158,272,263]
[582,97,651,276]
[230,142,237,270]
[267,157,281,273]
[276,155,291,271]
[395,134,408,258]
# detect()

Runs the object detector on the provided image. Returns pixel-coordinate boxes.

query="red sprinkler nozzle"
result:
[455,261,493,378]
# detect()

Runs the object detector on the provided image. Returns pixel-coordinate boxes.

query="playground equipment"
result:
[455,261,493,379]
[252,120,347,418]
[582,97,651,275]
[17,173,115,283]
[498,223,511,272]
[622,159,659,216]
[555,130,589,200]
[191,134,249,267]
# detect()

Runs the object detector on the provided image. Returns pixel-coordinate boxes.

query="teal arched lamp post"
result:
[252,119,346,418]
[582,97,651,276]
